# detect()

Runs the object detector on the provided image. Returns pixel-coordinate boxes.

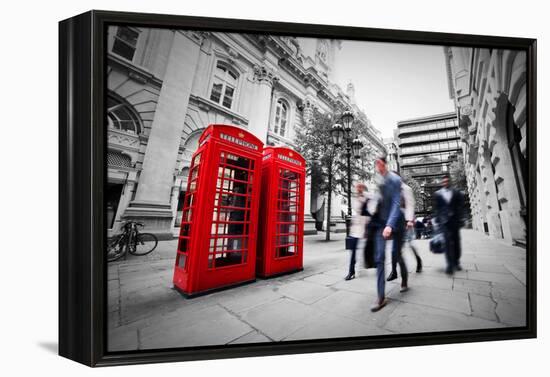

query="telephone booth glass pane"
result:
[275,168,300,258]
[208,152,255,269]
[176,152,202,271]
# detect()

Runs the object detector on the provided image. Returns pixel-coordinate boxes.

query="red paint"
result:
[173,124,264,296]
[256,147,305,277]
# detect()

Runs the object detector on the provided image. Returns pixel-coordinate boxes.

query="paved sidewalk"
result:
[107,229,526,351]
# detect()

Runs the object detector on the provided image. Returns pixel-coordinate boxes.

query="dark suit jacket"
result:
[434,188,465,230]
[374,171,404,231]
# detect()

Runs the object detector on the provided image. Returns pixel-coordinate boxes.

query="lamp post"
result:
[330,110,363,236]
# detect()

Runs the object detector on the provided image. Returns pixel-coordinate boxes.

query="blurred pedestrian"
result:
[345,183,374,280]
[434,174,465,274]
[370,156,406,312]
[388,180,422,281]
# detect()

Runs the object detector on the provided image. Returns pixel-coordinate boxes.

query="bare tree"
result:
[294,108,376,240]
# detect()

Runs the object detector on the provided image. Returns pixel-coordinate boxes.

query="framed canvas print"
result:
[59,10,537,367]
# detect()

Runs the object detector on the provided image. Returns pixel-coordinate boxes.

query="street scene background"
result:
[105,27,528,350]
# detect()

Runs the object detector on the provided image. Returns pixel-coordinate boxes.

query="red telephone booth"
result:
[256,147,306,278]
[173,124,264,296]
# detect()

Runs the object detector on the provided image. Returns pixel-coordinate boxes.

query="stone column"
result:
[124,31,204,239]
[479,143,503,239]
[247,64,278,143]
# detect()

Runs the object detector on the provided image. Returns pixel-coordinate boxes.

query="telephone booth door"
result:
[256,147,305,277]
[173,124,263,296]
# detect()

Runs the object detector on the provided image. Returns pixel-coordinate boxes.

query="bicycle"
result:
[107,220,159,262]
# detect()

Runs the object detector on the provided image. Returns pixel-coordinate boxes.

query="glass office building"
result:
[396,112,461,216]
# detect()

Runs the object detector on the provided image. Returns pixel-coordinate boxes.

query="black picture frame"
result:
[59,9,537,367]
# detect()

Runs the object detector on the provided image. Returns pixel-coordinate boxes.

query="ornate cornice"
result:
[253,65,279,86]
[189,94,249,126]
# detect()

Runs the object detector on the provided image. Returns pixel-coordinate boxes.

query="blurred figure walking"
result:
[434,174,465,275]
[370,156,406,312]
[387,181,422,282]
[344,183,373,281]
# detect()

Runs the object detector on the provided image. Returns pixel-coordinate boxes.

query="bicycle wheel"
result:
[129,233,158,256]
[107,237,126,262]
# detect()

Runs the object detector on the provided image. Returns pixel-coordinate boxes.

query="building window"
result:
[210,63,239,109]
[107,95,142,134]
[273,99,289,137]
[112,27,140,61]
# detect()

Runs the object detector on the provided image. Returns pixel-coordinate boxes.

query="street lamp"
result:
[331,123,344,146]
[330,109,362,237]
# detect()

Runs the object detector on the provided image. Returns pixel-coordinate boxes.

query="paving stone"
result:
[469,293,498,322]
[495,297,527,326]
[277,280,336,305]
[239,298,323,341]
[323,268,350,278]
[311,289,397,329]
[503,263,527,285]
[229,331,272,344]
[491,283,526,300]
[285,312,392,341]
[217,286,283,313]
[452,278,492,296]
[388,285,471,315]
[384,302,504,334]
[467,271,524,286]
[331,274,383,297]
[407,273,454,291]
[139,305,252,349]
[474,263,511,274]
[108,326,138,352]
[303,273,344,286]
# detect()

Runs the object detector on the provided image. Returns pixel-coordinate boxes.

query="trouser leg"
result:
[454,228,461,267]
[348,237,357,275]
[375,230,386,300]
[444,227,455,271]
[394,228,407,286]
[390,240,398,274]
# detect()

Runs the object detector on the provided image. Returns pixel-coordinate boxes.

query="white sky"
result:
[333,40,455,139]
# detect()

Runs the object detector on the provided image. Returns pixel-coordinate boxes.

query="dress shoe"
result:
[456,265,463,271]
[370,298,388,312]
[400,285,409,293]
[387,271,398,281]
[344,273,355,281]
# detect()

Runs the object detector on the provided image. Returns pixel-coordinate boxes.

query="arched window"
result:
[107,95,142,134]
[209,63,239,109]
[273,99,289,137]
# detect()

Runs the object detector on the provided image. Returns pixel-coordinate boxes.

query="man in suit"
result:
[370,156,407,312]
[434,174,465,274]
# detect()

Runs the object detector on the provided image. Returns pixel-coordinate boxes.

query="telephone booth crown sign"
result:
[173,124,263,296]
[256,147,306,277]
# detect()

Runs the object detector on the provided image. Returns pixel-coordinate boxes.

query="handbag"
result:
[429,232,446,254]
[363,226,376,268]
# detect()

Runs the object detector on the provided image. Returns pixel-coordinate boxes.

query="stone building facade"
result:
[444,47,527,245]
[106,26,385,238]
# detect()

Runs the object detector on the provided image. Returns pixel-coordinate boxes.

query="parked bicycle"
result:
[107,220,158,262]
